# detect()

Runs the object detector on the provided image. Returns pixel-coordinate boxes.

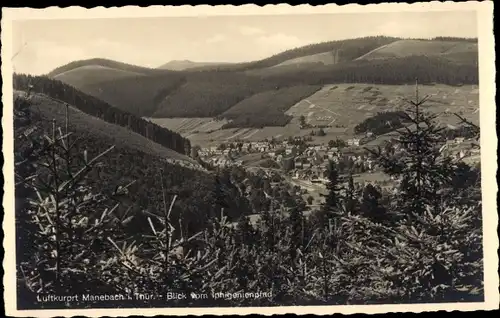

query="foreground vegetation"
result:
[15,85,483,308]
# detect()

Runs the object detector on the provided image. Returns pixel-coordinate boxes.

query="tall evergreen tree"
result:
[288,201,306,261]
[344,172,357,214]
[235,215,256,247]
[360,183,387,223]
[210,174,229,219]
[367,80,455,221]
[318,160,343,226]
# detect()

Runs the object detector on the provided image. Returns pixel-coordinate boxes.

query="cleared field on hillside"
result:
[285,83,479,140]
[20,92,199,167]
[273,51,340,67]
[149,121,309,147]
[145,117,229,135]
[359,39,477,60]
[54,65,144,87]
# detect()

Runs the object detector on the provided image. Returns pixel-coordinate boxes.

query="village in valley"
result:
[193,126,480,208]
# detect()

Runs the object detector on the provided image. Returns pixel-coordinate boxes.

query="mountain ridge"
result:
[38,36,478,129]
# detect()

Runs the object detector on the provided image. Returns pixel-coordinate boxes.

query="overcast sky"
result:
[12,11,477,75]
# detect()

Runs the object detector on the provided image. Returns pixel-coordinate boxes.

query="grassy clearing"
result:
[53,65,145,87]
[359,39,477,60]
[285,83,479,139]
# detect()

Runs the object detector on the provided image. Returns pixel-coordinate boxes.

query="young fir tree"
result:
[235,215,256,247]
[343,171,357,214]
[320,160,343,219]
[288,201,306,261]
[317,160,345,251]
[367,80,454,221]
[360,183,387,223]
[211,174,229,217]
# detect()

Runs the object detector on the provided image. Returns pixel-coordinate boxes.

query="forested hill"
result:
[13,73,192,156]
[187,36,477,72]
[44,36,479,121]
[47,58,171,77]
[188,36,401,72]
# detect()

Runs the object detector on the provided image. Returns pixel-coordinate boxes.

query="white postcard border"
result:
[2,2,497,317]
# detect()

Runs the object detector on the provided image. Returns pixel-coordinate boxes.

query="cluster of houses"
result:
[442,137,480,162]
[198,141,277,158]
[197,140,285,168]
[290,150,377,183]
[195,133,479,172]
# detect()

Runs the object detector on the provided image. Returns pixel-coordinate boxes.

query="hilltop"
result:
[48,58,170,77]
[46,36,478,129]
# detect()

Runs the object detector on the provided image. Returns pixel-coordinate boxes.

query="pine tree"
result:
[319,160,342,226]
[360,183,387,223]
[344,172,357,214]
[235,215,256,247]
[288,203,305,261]
[323,161,341,209]
[211,174,229,218]
[367,80,455,221]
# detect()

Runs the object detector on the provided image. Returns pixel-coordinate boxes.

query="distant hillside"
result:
[152,72,281,117]
[190,36,401,72]
[48,58,170,77]
[220,85,322,128]
[357,39,478,62]
[48,36,478,127]
[13,73,191,155]
[158,60,232,71]
[272,51,341,68]
[53,65,145,88]
[78,72,187,116]
[264,55,478,86]
[14,90,198,166]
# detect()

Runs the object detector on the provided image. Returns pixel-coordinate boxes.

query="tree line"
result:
[13,73,191,155]
[272,55,478,86]
[354,111,410,135]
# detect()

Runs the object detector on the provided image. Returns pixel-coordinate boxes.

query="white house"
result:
[348,138,360,146]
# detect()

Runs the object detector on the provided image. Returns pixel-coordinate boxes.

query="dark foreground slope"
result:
[14,92,253,243]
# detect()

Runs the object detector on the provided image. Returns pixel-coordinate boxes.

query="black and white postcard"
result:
[2,2,497,316]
